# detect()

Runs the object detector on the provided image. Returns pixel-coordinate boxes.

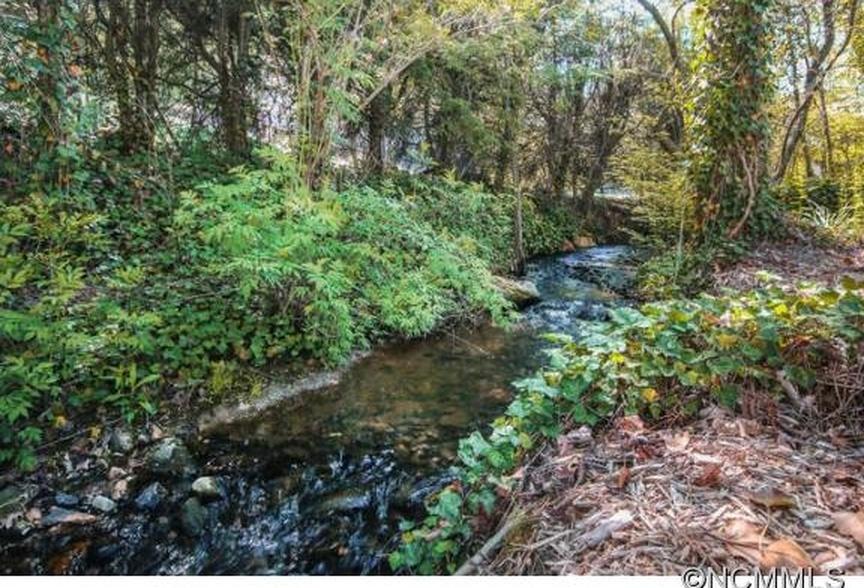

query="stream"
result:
[0,246,633,575]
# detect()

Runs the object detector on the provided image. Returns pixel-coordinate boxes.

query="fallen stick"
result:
[454,512,524,576]
[775,369,808,412]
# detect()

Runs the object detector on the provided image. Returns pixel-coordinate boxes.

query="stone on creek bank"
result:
[492,276,541,307]
[41,507,97,527]
[90,495,116,513]
[191,476,223,500]
[135,482,167,511]
[180,497,207,537]
[109,428,135,453]
[0,485,27,520]
[54,492,79,508]
[145,437,196,475]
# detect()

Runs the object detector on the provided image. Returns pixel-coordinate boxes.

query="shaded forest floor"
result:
[476,239,864,575]
[713,240,864,292]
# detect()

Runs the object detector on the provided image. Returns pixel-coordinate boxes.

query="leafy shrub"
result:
[391,279,864,573]
[778,177,842,212]
[3,148,580,470]
[377,173,580,270]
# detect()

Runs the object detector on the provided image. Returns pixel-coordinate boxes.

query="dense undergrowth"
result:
[390,278,864,574]
[0,149,579,470]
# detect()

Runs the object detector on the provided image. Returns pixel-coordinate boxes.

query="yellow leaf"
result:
[715,333,738,349]
[641,387,658,402]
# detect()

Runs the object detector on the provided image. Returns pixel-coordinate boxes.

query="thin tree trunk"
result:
[817,85,834,175]
[365,89,390,175]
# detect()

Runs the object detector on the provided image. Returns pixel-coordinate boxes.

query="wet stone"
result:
[111,479,129,501]
[145,438,196,475]
[191,476,222,500]
[90,495,116,513]
[54,492,79,507]
[180,497,207,537]
[41,507,97,526]
[134,482,167,511]
[315,490,371,513]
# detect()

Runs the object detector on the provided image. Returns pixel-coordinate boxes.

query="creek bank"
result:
[0,246,635,574]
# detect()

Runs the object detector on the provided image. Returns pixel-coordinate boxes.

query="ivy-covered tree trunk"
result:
[692,0,775,240]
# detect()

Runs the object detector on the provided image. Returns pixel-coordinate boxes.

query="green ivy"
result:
[391,278,864,573]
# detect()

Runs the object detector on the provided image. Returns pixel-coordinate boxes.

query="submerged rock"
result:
[493,276,541,306]
[180,497,207,537]
[315,490,371,513]
[135,482,167,511]
[145,438,195,475]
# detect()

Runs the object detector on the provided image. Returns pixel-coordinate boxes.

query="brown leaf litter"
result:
[481,406,864,575]
[712,240,864,292]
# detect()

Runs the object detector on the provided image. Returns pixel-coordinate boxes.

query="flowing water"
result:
[1,246,633,575]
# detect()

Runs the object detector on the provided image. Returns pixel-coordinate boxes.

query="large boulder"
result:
[493,276,540,307]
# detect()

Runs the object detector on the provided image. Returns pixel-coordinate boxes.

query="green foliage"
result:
[0,146,575,469]
[379,173,579,271]
[636,246,717,299]
[391,278,864,573]
[777,177,863,244]
[691,0,777,240]
[614,144,697,250]
[800,203,863,244]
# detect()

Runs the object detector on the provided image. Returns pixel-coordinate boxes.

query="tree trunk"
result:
[365,88,390,175]
[130,0,162,152]
[33,0,62,152]
[817,85,834,175]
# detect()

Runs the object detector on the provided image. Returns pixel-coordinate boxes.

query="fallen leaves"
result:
[724,520,814,569]
[665,431,690,453]
[581,510,634,548]
[760,538,814,569]
[749,488,796,509]
[724,519,765,564]
[615,466,630,490]
[832,511,864,548]
[616,415,644,433]
[694,462,723,487]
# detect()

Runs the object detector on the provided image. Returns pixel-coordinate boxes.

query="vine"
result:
[691,0,777,240]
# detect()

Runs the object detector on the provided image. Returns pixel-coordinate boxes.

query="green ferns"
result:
[1,151,578,470]
[391,279,864,573]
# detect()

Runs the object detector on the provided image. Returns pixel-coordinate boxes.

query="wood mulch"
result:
[482,407,864,575]
[712,240,864,292]
[467,239,864,576]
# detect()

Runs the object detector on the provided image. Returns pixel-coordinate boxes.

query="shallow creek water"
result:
[1,246,633,575]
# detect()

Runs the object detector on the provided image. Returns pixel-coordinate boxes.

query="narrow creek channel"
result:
[1,246,634,575]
